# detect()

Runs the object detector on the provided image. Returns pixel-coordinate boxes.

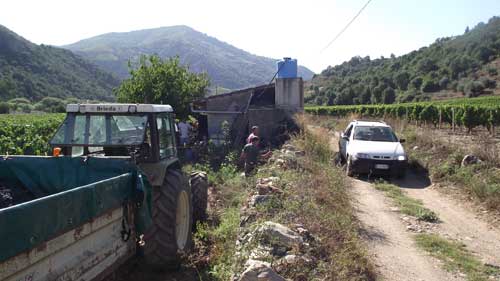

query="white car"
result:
[338,120,407,178]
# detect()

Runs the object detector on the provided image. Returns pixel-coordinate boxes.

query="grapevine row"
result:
[0,114,64,155]
[305,102,500,133]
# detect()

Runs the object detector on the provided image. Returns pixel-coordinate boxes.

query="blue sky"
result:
[0,0,499,72]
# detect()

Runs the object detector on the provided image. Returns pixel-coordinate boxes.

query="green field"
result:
[305,96,500,132]
[0,114,64,155]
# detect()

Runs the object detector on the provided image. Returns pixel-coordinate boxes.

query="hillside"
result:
[0,25,119,101]
[64,25,314,90]
[306,16,500,106]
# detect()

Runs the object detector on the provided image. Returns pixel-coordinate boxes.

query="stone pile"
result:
[234,145,313,280]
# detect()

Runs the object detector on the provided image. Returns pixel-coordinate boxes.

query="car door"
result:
[339,124,353,159]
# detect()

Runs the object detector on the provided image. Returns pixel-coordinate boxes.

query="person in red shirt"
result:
[246,126,259,144]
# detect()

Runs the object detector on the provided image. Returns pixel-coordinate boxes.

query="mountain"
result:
[306,16,500,106]
[0,25,119,102]
[64,26,314,90]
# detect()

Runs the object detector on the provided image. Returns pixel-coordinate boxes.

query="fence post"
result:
[438,108,442,129]
[452,108,455,132]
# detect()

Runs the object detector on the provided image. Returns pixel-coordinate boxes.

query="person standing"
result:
[240,136,271,176]
[178,120,192,146]
[246,126,259,144]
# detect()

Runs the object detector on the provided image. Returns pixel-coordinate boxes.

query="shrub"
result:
[0,102,9,114]
[439,77,449,89]
[421,79,440,93]
[34,97,66,113]
[463,81,485,97]
[487,67,498,76]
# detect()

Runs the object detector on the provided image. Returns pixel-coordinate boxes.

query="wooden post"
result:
[452,108,455,132]
[438,109,442,130]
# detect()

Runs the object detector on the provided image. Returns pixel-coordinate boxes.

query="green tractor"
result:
[1,103,210,280]
[49,103,209,268]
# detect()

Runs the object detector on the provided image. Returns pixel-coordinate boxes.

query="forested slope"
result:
[307,17,500,105]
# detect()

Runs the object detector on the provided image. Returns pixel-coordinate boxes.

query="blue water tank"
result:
[276,57,298,79]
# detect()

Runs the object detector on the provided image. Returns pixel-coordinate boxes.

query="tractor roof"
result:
[66,104,173,113]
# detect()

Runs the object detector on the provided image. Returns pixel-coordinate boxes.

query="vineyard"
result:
[305,96,500,133]
[0,114,64,155]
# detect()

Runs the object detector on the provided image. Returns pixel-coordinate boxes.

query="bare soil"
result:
[353,177,462,281]
[393,172,500,267]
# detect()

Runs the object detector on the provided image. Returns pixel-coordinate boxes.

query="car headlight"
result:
[355,153,370,159]
[397,155,406,161]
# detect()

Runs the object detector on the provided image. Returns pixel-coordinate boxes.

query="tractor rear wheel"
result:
[190,171,208,226]
[143,168,193,269]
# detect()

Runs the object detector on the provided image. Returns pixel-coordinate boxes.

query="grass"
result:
[402,126,500,211]
[248,116,376,280]
[415,234,500,281]
[189,115,376,280]
[375,182,439,222]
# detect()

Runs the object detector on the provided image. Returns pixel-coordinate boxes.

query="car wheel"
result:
[346,155,354,177]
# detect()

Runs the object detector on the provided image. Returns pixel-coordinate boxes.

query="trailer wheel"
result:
[143,168,192,269]
[190,171,208,226]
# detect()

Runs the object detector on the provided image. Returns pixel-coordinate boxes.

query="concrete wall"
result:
[275,78,303,112]
[248,108,288,144]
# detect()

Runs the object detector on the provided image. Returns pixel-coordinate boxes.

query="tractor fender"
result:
[138,158,180,187]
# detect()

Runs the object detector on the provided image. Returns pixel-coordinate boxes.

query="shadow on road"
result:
[351,169,431,190]
[392,170,431,190]
[358,224,388,244]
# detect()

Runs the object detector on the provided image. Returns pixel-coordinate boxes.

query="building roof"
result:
[66,104,174,113]
[196,83,275,102]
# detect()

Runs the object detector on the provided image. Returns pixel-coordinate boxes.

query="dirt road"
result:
[354,177,461,281]
[325,130,500,280]
[394,172,500,267]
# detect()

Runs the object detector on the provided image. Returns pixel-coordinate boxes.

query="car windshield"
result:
[353,126,398,142]
[50,114,148,146]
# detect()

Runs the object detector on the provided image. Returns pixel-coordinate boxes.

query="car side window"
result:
[345,125,353,139]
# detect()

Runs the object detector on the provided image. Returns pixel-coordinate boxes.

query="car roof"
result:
[66,104,173,113]
[351,120,391,127]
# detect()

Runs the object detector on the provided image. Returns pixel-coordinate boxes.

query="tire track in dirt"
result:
[393,172,500,267]
[353,178,461,281]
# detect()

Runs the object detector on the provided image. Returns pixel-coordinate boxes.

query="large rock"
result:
[257,183,283,195]
[249,195,273,207]
[239,260,286,281]
[257,221,303,249]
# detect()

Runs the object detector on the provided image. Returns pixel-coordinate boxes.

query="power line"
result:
[320,0,373,53]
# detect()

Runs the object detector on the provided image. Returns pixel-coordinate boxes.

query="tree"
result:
[462,80,484,97]
[382,87,396,104]
[410,77,423,89]
[394,72,410,90]
[371,85,384,104]
[115,55,210,118]
[417,58,438,73]
[421,79,440,93]
[439,77,449,89]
